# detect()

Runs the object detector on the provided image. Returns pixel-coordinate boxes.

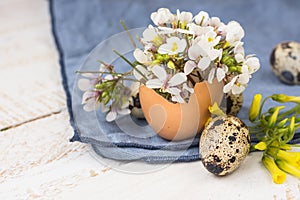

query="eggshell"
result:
[139,79,224,141]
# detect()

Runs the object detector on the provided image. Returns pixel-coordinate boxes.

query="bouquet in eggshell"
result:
[77,8,262,177]
[78,8,260,140]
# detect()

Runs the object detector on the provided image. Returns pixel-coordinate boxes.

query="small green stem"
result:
[76,70,122,75]
[120,20,136,48]
[277,104,300,121]
[113,49,148,80]
[258,96,272,118]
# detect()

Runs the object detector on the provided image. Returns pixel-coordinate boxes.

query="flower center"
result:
[208,37,213,43]
[171,42,178,52]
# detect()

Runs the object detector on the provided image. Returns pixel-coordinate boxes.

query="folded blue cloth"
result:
[50,0,300,163]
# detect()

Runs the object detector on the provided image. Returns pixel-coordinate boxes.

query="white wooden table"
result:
[0,1,299,199]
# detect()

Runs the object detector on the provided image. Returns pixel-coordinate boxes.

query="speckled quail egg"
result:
[270,41,300,85]
[199,115,250,176]
[225,93,244,116]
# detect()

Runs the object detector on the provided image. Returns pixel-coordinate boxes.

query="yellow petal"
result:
[249,94,262,122]
[276,159,300,179]
[254,141,267,151]
[208,102,225,116]
[262,156,286,184]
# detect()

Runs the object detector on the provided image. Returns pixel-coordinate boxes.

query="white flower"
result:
[142,26,163,48]
[177,9,193,23]
[188,43,222,70]
[184,60,197,75]
[78,64,109,91]
[158,37,187,55]
[234,42,245,63]
[187,24,213,36]
[130,82,140,97]
[225,21,245,46]
[194,11,210,26]
[158,26,194,35]
[133,65,151,81]
[208,17,223,28]
[150,8,175,26]
[146,66,187,102]
[208,65,228,83]
[142,26,158,42]
[106,103,131,122]
[133,48,152,65]
[197,30,221,50]
[182,83,194,94]
[81,90,102,112]
[223,74,250,95]
[242,56,260,75]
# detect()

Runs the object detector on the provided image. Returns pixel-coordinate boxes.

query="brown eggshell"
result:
[139,79,224,141]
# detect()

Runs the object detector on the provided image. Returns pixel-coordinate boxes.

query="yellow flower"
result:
[249,94,262,122]
[205,117,212,126]
[276,159,300,179]
[287,116,295,140]
[254,141,267,150]
[272,94,300,104]
[267,148,300,168]
[208,102,225,116]
[268,106,285,128]
[262,156,286,184]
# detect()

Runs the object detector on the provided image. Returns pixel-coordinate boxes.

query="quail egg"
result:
[225,93,244,116]
[199,115,250,176]
[270,41,300,85]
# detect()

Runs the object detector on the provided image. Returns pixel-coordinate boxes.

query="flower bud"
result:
[268,148,300,168]
[285,116,295,142]
[268,106,285,128]
[249,94,262,122]
[221,55,236,67]
[277,118,288,128]
[152,60,161,65]
[167,60,175,69]
[254,141,267,150]
[262,156,286,184]
[272,94,300,104]
[276,159,300,179]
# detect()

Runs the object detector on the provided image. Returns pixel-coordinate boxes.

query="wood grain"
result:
[0,0,299,199]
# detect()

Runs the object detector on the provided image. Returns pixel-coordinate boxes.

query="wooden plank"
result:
[0,0,66,130]
[0,0,299,199]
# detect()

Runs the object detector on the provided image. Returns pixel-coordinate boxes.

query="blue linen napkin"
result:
[50,0,300,163]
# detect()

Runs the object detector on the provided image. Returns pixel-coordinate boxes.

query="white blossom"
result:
[106,104,131,122]
[242,56,260,75]
[223,73,250,94]
[133,65,151,81]
[187,24,213,36]
[225,21,245,46]
[133,48,152,65]
[146,66,187,102]
[194,11,210,26]
[81,91,102,112]
[150,8,175,26]
[158,37,187,55]
[177,9,193,23]
[208,65,228,83]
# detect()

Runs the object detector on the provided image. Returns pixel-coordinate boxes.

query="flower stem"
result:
[112,49,148,80]
[258,96,272,118]
[277,104,300,121]
[120,20,136,48]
